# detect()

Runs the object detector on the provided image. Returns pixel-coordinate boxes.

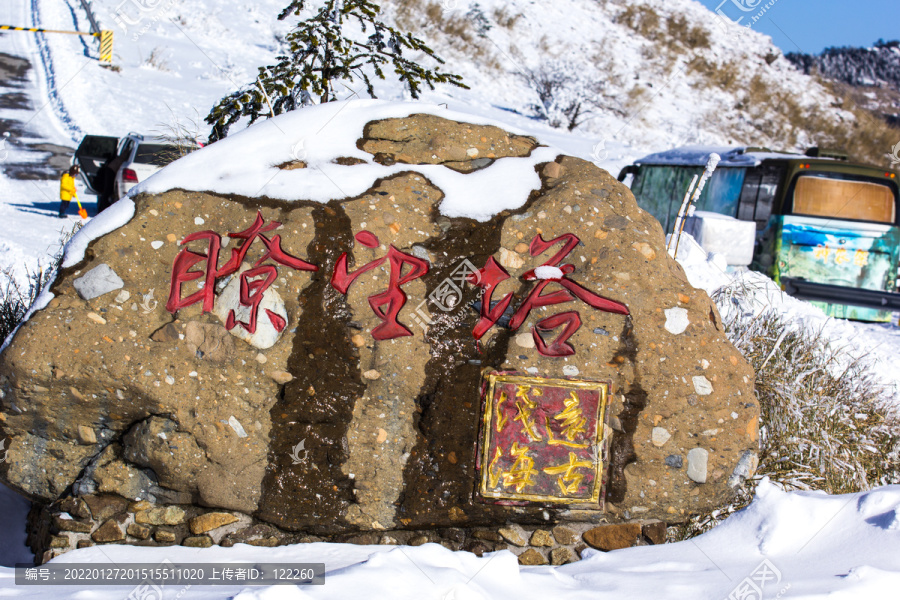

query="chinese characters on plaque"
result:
[478,373,610,505]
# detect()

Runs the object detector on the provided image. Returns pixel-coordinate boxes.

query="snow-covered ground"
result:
[1,0,900,596]
[1,480,899,598]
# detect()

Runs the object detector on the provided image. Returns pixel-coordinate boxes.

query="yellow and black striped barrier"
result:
[0,25,113,66]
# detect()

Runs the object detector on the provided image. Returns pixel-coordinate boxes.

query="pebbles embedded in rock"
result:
[692,375,713,396]
[73,264,124,301]
[515,333,535,349]
[651,427,671,447]
[664,307,690,335]
[270,371,293,385]
[228,416,248,438]
[687,448,709,483]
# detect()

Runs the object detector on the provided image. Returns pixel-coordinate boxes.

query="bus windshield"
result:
[793,174,897,224]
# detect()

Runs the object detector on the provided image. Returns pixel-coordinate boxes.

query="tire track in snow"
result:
[28,0,85,143]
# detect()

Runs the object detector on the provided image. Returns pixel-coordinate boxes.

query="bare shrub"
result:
[520,61,603,131]
[670,279,900,540]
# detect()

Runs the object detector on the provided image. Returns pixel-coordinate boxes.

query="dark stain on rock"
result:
[606,316,646,504]
[256,200,361,534]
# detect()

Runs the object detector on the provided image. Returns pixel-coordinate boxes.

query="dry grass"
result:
[0,227,78,346]
[617,5,661,39]
[670,280,900,540]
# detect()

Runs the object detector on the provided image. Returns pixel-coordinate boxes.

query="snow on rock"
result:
[134,100,558,222]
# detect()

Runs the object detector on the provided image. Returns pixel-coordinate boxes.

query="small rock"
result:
[166,234,177,243]
[551,547,576,565]
[376,428,388,443]
[256,353,267,364]
[728,450,759,488]
[150,323,179,342]
[514,333,535,349]
[73,264,124,301]
[135,506,186,526]
[183,536,214,548]
[150,241,164,250]
[542,162,562,179]
[115,290,131,303]
[53,516,92,533]
[92,519,125,543]
[651,427,671,447]
[583,523,642,551]
[84,495,129,521]
[664,308,690,335]
[87,312,107,325]
[409,535,429,546]
[700,359,710,370]
[530,529,554,547]
[632,242,657,260]
[552,525,578,545]
[514,242,529,254]
[380,535,399,545]
[473,530,502,542]
[692,376,713,396]
[77,425,97,445]
[270,371,293,385]
[154,529,177,543]
[128,500,153,513]
[189,512,240,534]
[498,525,527,547]
[58,498,91,520]
[665,455,684,469]
[466,147,479,158]
[194,217,205,225]
[642,521,667,545]
[363,369,381,380]
[76,540,94,549]
[517,548,548,565]
[687,448,709,483]
[351,334,366,347]
[127,523,150,540]
[562,365,580,377]
[228,416,248,438]
[49,536,70,549]
[498,247,525,270]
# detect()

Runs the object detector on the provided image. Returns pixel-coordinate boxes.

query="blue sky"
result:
[696,0,900,54]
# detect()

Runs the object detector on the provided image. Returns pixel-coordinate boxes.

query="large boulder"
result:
[0,102,756,549]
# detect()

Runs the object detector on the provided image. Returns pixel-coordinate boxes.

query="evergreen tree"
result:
[206,0,467,142]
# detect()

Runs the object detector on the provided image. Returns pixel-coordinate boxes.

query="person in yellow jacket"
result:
[58,165,84,218]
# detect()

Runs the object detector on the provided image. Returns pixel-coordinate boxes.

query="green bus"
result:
[618,146,900,322]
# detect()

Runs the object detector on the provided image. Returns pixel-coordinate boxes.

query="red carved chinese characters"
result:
[331,231,430,340]
[471,233,629,357]
[166,212,317,335]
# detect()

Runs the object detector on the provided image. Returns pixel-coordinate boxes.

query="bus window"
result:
[695,167,746,218]
[738,165,785,229]
[793,175,897,224]
[631,166,700,231]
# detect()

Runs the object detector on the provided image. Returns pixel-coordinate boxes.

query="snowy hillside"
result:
[20,0,885,169]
